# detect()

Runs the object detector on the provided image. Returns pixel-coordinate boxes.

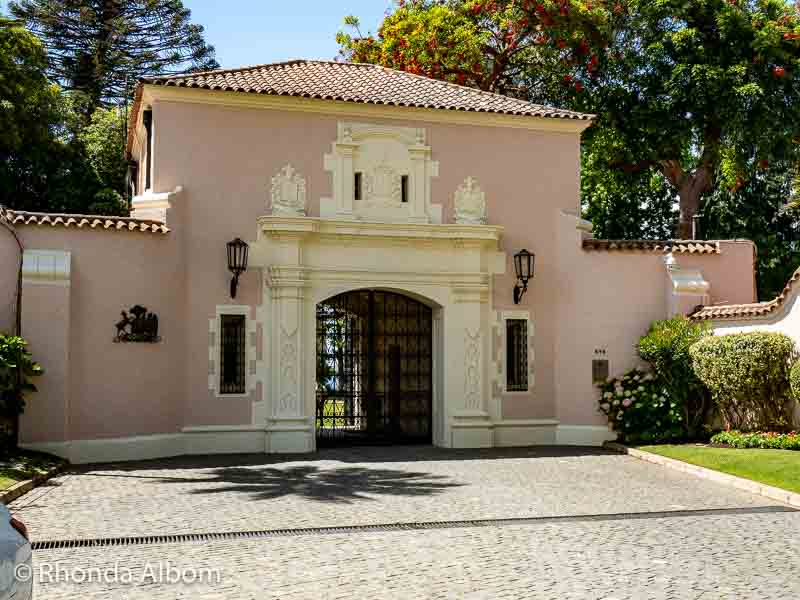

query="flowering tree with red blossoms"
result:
[340,0,800,240]
[338,0,615,97]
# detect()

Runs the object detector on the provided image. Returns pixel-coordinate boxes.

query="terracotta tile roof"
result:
[0,207,169,234]
[582,239,722,255]
[147,58,591,112]
[690,267,800,322]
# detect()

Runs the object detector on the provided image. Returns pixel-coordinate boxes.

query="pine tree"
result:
[9,0,219,114]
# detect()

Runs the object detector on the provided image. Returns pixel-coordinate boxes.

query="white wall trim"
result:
[144,85,592,134]
[23,430,270,464]
[23,422,613,463]
[22,249,71,286]
[22,434,183,464]
[556,425,616,447]
[181,425,266,433]
[208,305,258,398]
[499,310,534,395]
[493,419,557,447]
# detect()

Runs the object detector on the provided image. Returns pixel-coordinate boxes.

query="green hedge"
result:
[690,332,796,432]
[711,430,800,450]
[791,360,800,402]
[637,316,710,437]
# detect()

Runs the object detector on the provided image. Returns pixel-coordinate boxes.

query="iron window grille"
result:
[506,319,528,392]
[220,314,246,394]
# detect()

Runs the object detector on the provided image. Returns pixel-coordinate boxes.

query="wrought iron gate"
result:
[316,290,433,445]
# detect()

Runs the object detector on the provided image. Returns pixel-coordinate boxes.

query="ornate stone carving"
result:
[279,325,298,413]
[364,163,402,205]
[270,164,307,216]
[454,177,487,225]
[464,328,482,410]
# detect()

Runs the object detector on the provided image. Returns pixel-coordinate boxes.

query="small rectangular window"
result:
[506,319,528,392]
[142,109,153,191]
[354,172,362,201]
[220,314,246,394]
[401,175,409,203]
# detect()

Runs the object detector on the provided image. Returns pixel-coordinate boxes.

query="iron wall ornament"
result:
[227,238,249,299]
[513,249,535,305]
[115,305,160,343]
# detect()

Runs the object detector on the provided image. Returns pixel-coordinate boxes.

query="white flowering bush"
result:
[597,368,684,443]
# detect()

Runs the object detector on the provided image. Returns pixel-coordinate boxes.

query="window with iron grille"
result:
[220,314,246,394]
[506,319,528,392]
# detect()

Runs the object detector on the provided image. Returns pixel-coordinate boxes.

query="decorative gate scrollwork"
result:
[316,290,432,445]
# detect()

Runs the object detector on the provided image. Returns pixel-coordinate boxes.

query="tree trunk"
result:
[660,160,713,239]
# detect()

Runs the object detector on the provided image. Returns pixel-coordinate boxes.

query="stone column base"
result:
[449,412,493,448]
[266,417,314,453]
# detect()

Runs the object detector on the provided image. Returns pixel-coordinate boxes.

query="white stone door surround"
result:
[250,215,507,452]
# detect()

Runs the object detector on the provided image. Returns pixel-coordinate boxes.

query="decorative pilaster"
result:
[323,124,359,219]
[266,262,313,453]
[447,285,493,448]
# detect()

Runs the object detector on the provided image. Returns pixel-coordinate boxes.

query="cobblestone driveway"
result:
[11,446,800,599]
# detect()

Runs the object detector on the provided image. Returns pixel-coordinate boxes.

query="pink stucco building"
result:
[0,61,757,463]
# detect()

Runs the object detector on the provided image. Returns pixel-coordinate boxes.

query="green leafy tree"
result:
[0,17,61,165]
[9,0,219,115]
[0,335,42,419]
[586,0,800,239]
[0,18,112,214]
[341,1,800,239]
[338,0,613,97]
[78,106,128,196]
[701,160,800,300]
[581,145,677,239]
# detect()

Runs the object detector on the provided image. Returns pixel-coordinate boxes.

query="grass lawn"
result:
[639,445,800,495]
[0,450,64,491]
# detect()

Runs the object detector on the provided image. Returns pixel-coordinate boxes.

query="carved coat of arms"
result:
[270,164,307,216]
[454,177,487,225]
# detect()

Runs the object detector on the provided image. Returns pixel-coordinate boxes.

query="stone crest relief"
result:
[364,162,402,205]
[454,177,487,225]
[270,164,307,216]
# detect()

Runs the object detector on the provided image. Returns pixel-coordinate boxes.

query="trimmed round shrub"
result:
[690,332,796,432]
[791,360,800,402]
[637,316,711,437]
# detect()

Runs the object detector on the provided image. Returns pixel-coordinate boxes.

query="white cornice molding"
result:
[143,85,591,134]
[22,249,71,286]
[131,186,183,223]
[257,215,504,244]
[131,186,183,209]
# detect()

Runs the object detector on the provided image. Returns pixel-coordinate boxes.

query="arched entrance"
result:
[315,290,433,446]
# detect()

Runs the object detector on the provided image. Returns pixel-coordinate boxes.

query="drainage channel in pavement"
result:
[31,505,796,551]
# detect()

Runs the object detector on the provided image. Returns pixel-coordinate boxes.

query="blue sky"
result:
[175,0,392,68]
[0,1,393,68]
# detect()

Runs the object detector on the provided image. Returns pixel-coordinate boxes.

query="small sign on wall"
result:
[592,348,609,384]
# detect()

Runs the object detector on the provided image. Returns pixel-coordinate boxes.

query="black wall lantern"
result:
[513,249,535,304]
[226,238,249,299]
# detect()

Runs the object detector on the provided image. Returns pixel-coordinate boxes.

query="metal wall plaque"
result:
[115,305,160,343]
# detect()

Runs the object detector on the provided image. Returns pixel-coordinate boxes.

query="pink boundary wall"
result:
[0,101,757,460]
